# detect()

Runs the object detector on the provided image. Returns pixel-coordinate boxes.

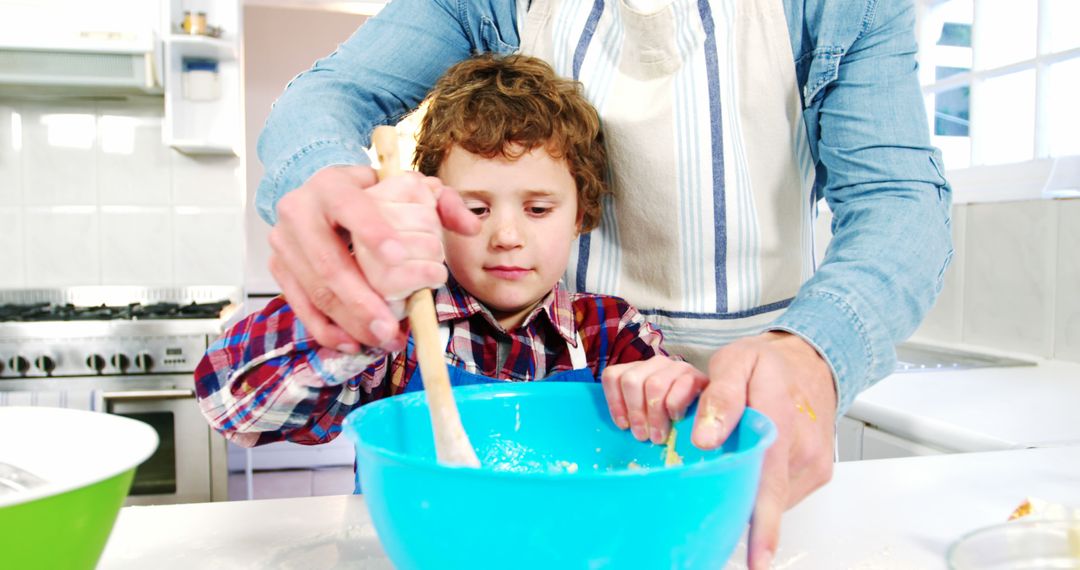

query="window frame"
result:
[915,0,1080,204]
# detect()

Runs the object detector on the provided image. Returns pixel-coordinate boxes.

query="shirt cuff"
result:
[257,140,373,225]
[767,291,874,416]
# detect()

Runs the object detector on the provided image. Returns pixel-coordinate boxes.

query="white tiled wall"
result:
[174,208,244,284]
[97,102,173,207]
[1055,200,1080,362]
[963,200,1058,356]
[0,97,244,288]
[100,207,174,285]
[23,207,100,286]
[915,198,1080,364]
[21,103,98,207]
[0,102,22,205]
[0,207,23,287]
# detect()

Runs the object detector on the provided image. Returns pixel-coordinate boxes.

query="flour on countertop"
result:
[723,540,810,570]
[248,523,392,570]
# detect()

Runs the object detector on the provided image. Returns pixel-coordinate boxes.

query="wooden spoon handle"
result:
[372,126,480,467]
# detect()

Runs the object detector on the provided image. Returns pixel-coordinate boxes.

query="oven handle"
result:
[101,389,195,402]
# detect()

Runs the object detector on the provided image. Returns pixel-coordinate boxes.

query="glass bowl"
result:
[948,518,1080,569]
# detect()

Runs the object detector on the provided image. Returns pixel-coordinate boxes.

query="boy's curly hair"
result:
[413,54,608,232]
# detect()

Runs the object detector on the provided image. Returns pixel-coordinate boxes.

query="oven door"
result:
[101,388,226,506]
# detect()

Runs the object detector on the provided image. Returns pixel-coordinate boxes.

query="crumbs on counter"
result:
[1007,497,1080,522]
[1009,499,1033,521]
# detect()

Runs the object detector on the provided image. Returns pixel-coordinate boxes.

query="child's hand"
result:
[600,355,708,444]
[270,166,478,354]
[352,173,450,317]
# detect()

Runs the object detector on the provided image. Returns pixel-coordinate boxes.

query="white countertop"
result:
[99,446,1080,570]
[848,357,1080,452]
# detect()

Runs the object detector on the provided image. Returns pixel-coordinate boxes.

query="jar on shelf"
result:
[181,11,209,35]
[181,59,220,101]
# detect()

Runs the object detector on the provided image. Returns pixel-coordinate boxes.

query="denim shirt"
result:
[255,0,953,414]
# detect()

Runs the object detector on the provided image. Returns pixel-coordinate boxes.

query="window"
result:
[916,0,1080,202]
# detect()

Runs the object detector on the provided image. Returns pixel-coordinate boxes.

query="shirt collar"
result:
[432,278,578,347]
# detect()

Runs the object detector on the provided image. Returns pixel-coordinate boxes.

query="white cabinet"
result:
[838,416,949,461]
[837,416,864,462]
[861,425,947,460]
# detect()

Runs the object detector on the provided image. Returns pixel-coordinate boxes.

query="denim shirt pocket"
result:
[802,46,844,106]
[799,46,844,164]
[480,16,519,54]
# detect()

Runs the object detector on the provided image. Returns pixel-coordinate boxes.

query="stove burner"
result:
[0,300,230,322]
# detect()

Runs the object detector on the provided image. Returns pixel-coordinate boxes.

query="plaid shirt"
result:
[195,280,668,447]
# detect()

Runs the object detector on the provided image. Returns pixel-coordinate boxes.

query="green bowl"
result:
[0,407,158,570]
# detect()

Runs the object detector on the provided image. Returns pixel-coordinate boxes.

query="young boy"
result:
[195,54,706,456]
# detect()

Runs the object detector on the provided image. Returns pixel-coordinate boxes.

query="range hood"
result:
[0,0,164,96]
[0,35,162,97]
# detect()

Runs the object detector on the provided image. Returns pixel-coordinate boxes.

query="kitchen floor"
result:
[227,467,355,500]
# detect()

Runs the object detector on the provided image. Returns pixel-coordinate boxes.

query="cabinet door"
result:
[836,416,865,461]
[861,426,946,460]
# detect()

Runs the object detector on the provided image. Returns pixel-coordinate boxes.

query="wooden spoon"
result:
[371,126,481,467]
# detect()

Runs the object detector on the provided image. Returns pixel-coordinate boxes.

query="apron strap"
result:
[438,321,451,354]
[568,330,587,370]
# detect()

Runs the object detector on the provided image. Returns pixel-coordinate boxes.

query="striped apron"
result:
[517,0,817,368]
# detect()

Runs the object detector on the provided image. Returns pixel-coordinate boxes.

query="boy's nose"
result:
[490,221,524,249]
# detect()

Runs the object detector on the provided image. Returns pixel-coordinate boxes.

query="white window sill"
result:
[947,155,1080,204]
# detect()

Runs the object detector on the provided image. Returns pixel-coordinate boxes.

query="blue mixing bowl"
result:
[344,382,776,570]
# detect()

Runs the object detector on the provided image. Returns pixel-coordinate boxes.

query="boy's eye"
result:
[528,206,551,215]
[469,206,489,217]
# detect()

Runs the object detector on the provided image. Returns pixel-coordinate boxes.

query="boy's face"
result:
[439,144,582,330]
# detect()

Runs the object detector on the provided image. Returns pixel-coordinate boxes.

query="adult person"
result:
[254,1,953,567]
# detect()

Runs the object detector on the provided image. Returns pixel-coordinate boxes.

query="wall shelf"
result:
[165,35,237,61]
[161,0,242,156]
[168,139,237,155]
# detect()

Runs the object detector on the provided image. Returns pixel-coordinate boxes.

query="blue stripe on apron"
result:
[572,0,604,293]
[696,0,727,313]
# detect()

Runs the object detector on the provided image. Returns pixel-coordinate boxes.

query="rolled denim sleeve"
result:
[771,0,954,414]
[254,0,520,224]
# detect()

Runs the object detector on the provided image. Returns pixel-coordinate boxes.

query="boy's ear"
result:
[575,202,585,234]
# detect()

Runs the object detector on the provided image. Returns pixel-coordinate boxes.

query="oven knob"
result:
[86,354,106,373]
[9,356,30,375]
[34,355,56,375]
[111,353,131,371]
[134,352,153,372]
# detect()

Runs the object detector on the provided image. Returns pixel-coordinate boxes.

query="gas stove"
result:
[0,300,231,322]
[0,287,241,505]
[0,287,239,379]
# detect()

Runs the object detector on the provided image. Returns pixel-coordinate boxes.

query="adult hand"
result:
[268,165,480,354]
[691,331,837,570]
[600,355,709,444]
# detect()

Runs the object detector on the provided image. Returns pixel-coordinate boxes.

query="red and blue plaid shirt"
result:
[195,280,668,447]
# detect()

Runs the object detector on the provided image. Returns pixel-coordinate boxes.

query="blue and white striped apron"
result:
[517,0,817,368]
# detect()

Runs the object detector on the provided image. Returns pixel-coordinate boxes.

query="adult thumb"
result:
[691,346,755,449]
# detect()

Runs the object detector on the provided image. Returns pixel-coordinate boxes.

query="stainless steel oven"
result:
[99,384,228,505]
[0,287,238,506]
